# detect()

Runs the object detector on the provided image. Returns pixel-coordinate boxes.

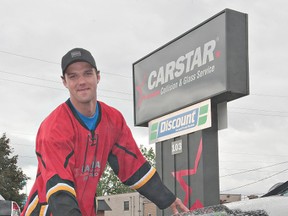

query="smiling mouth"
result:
[78,88,89,92]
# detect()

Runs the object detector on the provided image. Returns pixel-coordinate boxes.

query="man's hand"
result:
[170,197,189,215]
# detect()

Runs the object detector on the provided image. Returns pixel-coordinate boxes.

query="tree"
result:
[97,145,155,196]
[0,133,29,209]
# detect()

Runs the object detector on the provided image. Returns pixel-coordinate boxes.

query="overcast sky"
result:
[1,0,288,199]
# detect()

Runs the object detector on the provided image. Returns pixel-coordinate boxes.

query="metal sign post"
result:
[132,8,249,215]
[156,102,219,216]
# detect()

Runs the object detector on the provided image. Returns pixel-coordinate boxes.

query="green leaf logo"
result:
[149,122,159,141]
[198,104,209,126]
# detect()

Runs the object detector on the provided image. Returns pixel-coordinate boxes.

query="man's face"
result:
[62,61,100,106]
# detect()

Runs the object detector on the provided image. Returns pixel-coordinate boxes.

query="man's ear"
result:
[61,76,68,88]
[97,73,100,84]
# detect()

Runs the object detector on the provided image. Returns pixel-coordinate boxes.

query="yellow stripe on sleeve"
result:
[130,167,156,190]
[25,195,39,216]
[46,183,76,201]
[39,205,48,216]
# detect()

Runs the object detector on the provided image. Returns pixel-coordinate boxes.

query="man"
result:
[21,48,189,216]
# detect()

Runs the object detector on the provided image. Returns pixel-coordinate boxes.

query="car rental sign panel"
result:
[133,9,248,126]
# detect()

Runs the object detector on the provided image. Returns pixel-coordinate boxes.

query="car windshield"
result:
[282,189,288,196]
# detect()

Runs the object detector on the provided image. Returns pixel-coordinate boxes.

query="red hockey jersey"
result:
[22,100,175,215]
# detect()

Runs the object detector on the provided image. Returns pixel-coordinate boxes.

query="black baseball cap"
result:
[61,48,97,75]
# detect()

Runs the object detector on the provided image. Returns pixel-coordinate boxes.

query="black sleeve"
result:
[137,171,176,209]
[48,192,82,216]
[46,175,82,216]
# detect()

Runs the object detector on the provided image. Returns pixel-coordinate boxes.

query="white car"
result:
[0,194,21,216]
[224,181,288,216]
[224,195,287,216]
[174,181,288,216]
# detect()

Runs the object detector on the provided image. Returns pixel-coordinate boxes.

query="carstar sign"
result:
[147,40,216,91]
[133,9,249,126]
[133,9,249,215]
